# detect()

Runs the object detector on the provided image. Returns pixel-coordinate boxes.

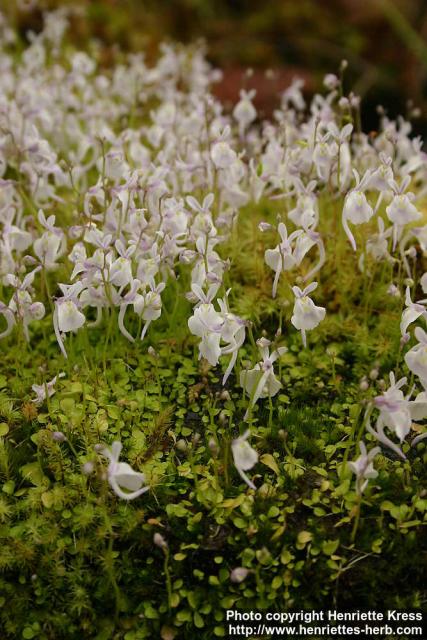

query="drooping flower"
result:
[231,430,258,490]
[101,441,149,500]
[32,372,65,405]
[348,441,380,494]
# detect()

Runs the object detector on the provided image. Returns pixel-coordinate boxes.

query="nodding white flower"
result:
[240,338,286,419]
[342,169,374,251]
[348,441,380,494]
[101,441,149,500]
[233,89,257,135]
[153,532,168,550]
[231,430,258,490]
[291,282,325,347]
[400,287,427,337]
[32,372,65,405]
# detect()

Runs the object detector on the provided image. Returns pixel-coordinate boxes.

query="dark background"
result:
[5,0,427,136]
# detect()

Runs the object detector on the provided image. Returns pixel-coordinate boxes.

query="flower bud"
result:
[82,461,94,475]
[324,74,339,90]
[218,410,228,426]
[258,221,273,232]
[208,438,219,457]
[400,333,410,347]
[52,431,66,442]
[230,567,249,583]
[387,284,400,298]
[176,439,188,452]
[154,532,168,550]
[359,377,369,391]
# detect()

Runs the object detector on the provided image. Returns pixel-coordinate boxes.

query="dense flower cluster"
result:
[1,10,427,498]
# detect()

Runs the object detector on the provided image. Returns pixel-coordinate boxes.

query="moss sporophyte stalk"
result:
[0,6,426,640]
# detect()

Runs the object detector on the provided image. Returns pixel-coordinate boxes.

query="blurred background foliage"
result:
[4,0,427,133]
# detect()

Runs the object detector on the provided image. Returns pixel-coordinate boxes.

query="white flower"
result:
[211,141,236,169]
[5,268,45,342]
[365,217,393,263]
[101,441,149,500]
[400,287,427,337]
[348,441,380,494]
[188,302,223,366]
[188,286,245,380]
[233,89,256,134]
[264,222,302,298]
[231,430,258,490]
[374,371,427,442]
[53,282,86,358]
[341,169,374,250]
[386,177,421,249]
[386,194,420,226]
[109,256,133,287]
[240,338,286,419]
[405,327,427,387]
[32,372,65,405]
[291,282,325,346]
[56,300,85,333]
[0,302,15,340]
